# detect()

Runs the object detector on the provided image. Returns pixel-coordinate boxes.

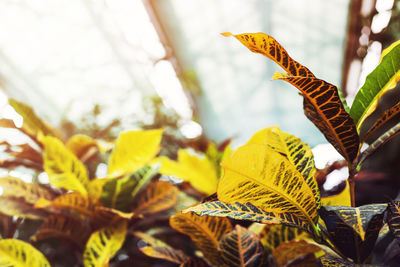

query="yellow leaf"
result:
[158,149,218,195]
[0,239,51,267]
[0,196,47,220]
[133,181,179,216]
[42,136,89,195]
[87,178,109,200]
[272,240,322,266]
[83,220,127,267]
[108,129,163,176]
[246,127,320,208]
[260,224,306,254]
[66,134,98,159]
[170,212,232,266]
[321,181,351,207]
[218,138,319,231]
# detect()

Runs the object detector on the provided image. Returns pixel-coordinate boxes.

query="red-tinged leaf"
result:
[386,201,400,241]
[361,101,400,143]
[0,196,48,220]
[11,144,43,165]
[140,246,189,264]
[0,212,21,238]
[180,257,210,267]
[219,225,265,267]
[272,240,321,267]
[273,73,359,163]
[133,181,179,216]
[31,214,91,249]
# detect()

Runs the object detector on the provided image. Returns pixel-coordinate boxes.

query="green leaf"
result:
[0,239,51,267]
[107,129,163,176]
[157,149,218,195]
[319,204,387,263]
[219,225,265,267]
[101,165,159,212]
[83,220,127,267]
[170,212,232,266]
[350,40,400,131]
[42,136,89,195]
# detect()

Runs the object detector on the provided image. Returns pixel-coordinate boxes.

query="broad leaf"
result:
[223,32,359,162]
[321,181,351,207]
[350,40,400,131]
[170,212,232,266]
[157,149,218,195]
[319,204,387,263]
[107,129,163,176]
[272,240,322,267]
[42,136,89,195]
[184,200,315,233]
[272,73,359,163]
[386,201,400,241]
[87,178,109,200]
[259,224,305,254]
[66,134,98,159]
[0,239,51,267]
[246,127,320,208]
[140,245,189,265]
[0,177,57,204]
[83,220,127,267]
[9,98,62,139]
[133,181,178,216]
[31,214,90,249]
[101,165,159,211]
[218,142,319,233]
[361,101,400,143]
[0,196,48,220]
[219,225,265,267]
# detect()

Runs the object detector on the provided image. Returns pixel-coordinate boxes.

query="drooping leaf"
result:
[184,200,315,233]
[157,149,218,195]
[0,239,51,267]
[272,73,359,163]
[101,165,159,211]
[140,246,189,265]
[66,134,98,160]
[219,225,265,267]
[133,231,169,247]
[218,142,319,234]
[221,32,315,78]
[319,204,387,263]
[83,220,127,267]
[0,196,48,220]
[259,224,305,254]
[31,214,90,249]
[0,177,57,204]
[10,144,43,165]
[321,180,351,207]
[271,240,322,267]
[357,122,400,168]
[107,129,163,176]
[180,257,209,267]
[361,101,400,143]
[9,98,62,139]
[350,40,400,131]
[170,212,232,266]
[42,136,89,195]
[246,127,320,208]
[133,181,179,216]
[386,201,400,241]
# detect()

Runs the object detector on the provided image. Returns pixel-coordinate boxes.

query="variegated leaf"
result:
[319,255,356,267]
[184,200,314,234]
[319,204,387,263]
[260,224,305,254]
[140,246,189,265]
[272,240,322,267]
[66,134,98,160]
[170,212,232,266]
[83,220,127,267]
[386,201,400,241]
[42,136,89,195]
[272,73,359,163]
[218,140,319,233]
[219,225,265,267]
[133,181,178,216]
[101,165,159,212]
[0,196,47,220]
[0,239,51,267]
[31,214,90,249]
[246,126,320,208]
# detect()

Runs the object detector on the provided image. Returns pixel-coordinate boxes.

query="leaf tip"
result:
[271,72,289,81]
[221,32,233,37]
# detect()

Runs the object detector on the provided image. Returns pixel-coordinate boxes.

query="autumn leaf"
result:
[0,239,51,267]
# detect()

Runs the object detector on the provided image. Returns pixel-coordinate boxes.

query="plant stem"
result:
[348,163,356,207]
